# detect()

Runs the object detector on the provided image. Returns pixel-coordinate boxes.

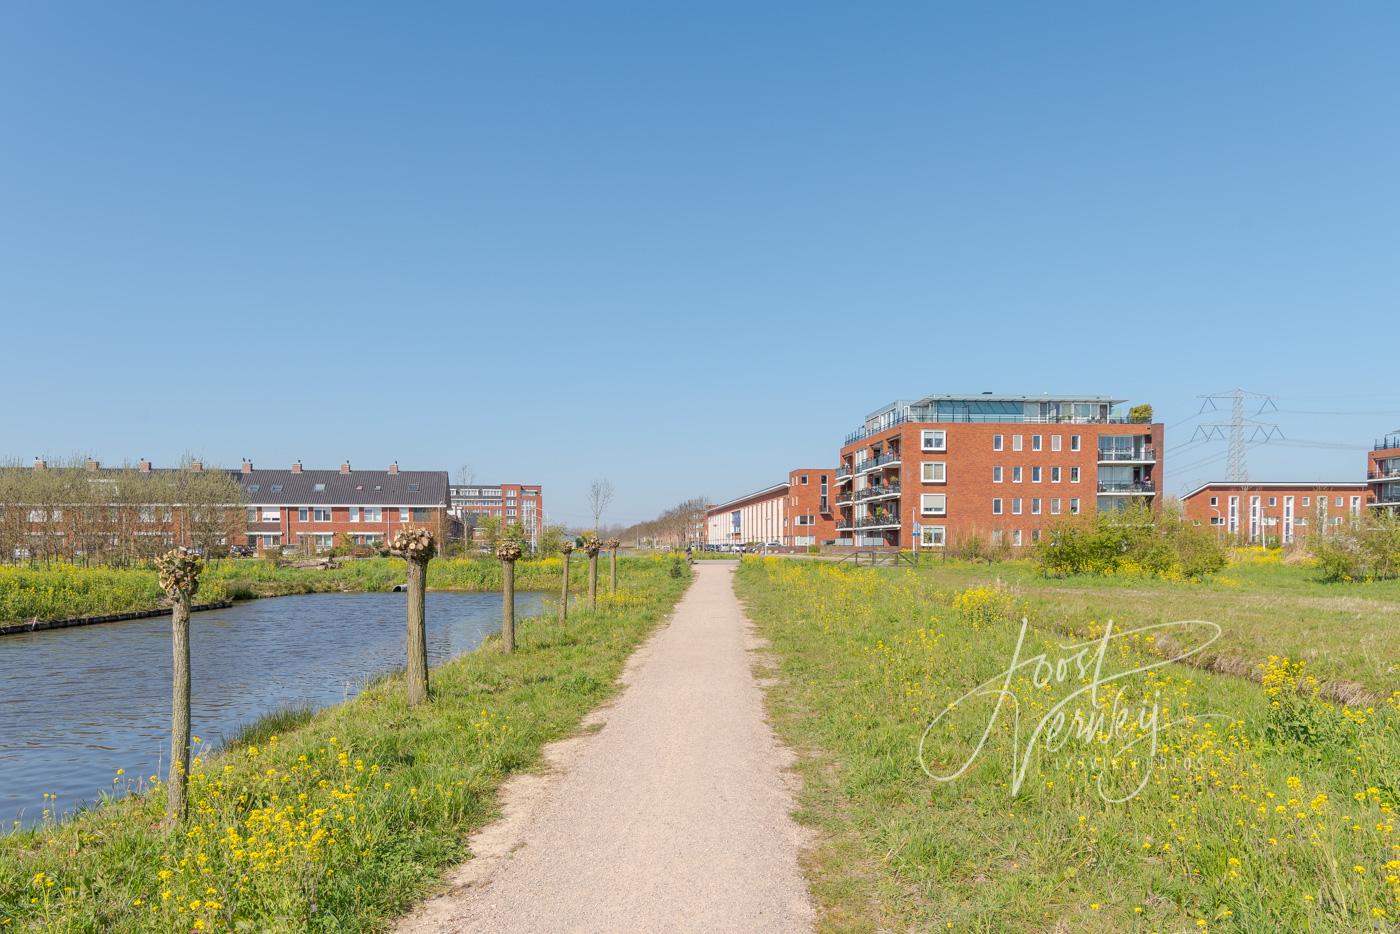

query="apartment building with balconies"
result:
[1368,434,1400,515]
[449,483,544,549]
[835,394,1163,550]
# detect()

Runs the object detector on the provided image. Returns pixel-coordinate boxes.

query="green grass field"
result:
[0,557,690,932]
[736,557,1399,933]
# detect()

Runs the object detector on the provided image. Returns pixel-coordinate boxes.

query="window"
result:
[992,498,1003,516]
[1071,435,1081,452]
[1302,496,1310,506]
[139,506,157,523]
[400,508,410,522]
[799,475,809,485]
[270,484,283,493]
[1335,496,1343,507]
[992,466,1003,483]
[1051,497,1062,515]
[921,493,947,516]
[1012,498,1023,515]
[1031,466,1042,483]
[1012,466,1023,483]
[991,530,1004,545]
[313,483,326,493]
[246,507,257,524]
[298,508,309,522]
[314,508,332,522]
[1210,516,1224,526]
[1351,496,1361,516]
[1070,497,1081,514]
[1070,467,1081,483]
[349,507,360,522]
[247,484,260,493]
[1012,529,1023,547]
[1051,435,1062,452]
[1051,466,1061,483]
[1209,496,1218,507]
[364,507,382,522]
[1032,434,1042,452]
[262,507,280,522]
[921,429,947,452]
[922,461,946,483]
[407,483,420,493]
[1012,434,1024,452]
[1268,496,1277,507]
[1031,529,1041,543]
[993,434,1004,451]
[921,526,946,547]
[1031,498,1042,515]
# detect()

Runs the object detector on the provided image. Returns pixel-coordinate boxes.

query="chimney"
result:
[340,461,351,474]
[241,459,253,475]
[33,458,46,470]
[85,459,99,471]
[138,459,152,474]
[388,461,399,475]
[291,461,302,474]
[189,460,203,472]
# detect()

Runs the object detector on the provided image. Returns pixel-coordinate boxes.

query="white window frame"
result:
[992,497,1003,516]
[993,434,1004,451]
[1012,466,1023,483]
[314,507,332,522]
[262,507,281,522]
[1031,498,1042,515]
[349,507,361,523]
[298,507,309,522]
[1032,434,1042,452]
[921,429,947,452]
[1051,435,1062,452]
[921,525,946,547]
[1051,497,1062,515]
[1070,497,1080,515]
[1071,435,1081,452]
[1070,467,1081,483]
[1012,434,1024,452]
[921,493,947,516]
[364,507,383,523]
[1051,466,1061,483]
[922,461,947,484]
[1032,466,1042,483]
[992,465,1003,483]
[1012,497,1023,516]
[1012,529,1023,547]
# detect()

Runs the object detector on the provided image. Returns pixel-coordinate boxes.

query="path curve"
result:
[396,561,814,934]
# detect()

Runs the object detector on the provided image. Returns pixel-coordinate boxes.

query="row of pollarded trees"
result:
[619,496,708,549]
[0,458,246,566]
[155,527,626,825]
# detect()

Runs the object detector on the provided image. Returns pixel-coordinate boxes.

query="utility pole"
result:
[1192,388,1283,482]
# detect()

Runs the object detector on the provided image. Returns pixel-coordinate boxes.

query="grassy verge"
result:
[0,556,630,624]
[905,556,1399,695]
[737,557,1399,933]
[0,557,691,932]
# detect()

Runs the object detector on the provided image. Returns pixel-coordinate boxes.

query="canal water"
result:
[0,590,543,829]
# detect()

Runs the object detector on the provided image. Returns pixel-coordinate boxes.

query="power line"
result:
[1193,389,1281,482]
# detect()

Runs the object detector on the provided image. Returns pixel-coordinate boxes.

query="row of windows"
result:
[992,465,1081,484]
[993,433,1083,453]
[1207,494,1359,509]
[249,506,432,523]
[916,526,1042,547]
[916,495,1082,517]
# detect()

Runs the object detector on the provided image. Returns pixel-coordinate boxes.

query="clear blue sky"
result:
[2,2,1397,525]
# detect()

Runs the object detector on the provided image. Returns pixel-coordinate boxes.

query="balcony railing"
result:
[1368,469,1400,481]
[1097,481,1156,494]
[1374,436,1400,452]
[836,492,856,506]
[845,411,1143,444]
[855,515,901,530]
[1097,448,1156,462]
[835,466,853,481]
[857,451,902,473]
[857,484,901,502]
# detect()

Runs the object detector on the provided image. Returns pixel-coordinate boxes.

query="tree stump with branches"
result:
[390,526,436,706]
[607,538,621,593]
[497,540,523,652]
[156,547,203,827]
[583,534,603,610]
[559,540,574,625]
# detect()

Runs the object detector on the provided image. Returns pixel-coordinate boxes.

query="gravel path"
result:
[396,562,814,934]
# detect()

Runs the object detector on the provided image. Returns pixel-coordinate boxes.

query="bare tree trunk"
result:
[405,558,429,705]
[559,551,570,625]
[166,594,191,827]
[609,549,617,593]
[502,558,516,653]
[588,554,598,610]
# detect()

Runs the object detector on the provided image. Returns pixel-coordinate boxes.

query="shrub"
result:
[1311,512,1400,581]
[1034,502,1226,580]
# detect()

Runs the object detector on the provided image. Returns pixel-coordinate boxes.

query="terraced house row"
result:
[705,393,1163,550]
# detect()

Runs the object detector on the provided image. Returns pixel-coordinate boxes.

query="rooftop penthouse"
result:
[845,394,1130,445]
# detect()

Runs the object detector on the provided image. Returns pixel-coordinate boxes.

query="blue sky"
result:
[2,2,1397,526]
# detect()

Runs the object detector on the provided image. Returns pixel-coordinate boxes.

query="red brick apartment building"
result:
[449,483,544,550]
[836,394,1163,550]
[1368,433,1400,516]
[704,469,840,548]
[1181,482,1369,544]
[240,461,450,552]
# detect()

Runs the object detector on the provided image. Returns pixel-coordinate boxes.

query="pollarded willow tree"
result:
[497,539,522,653]
[156,546,203,827]
[559,540,574,625]
[607,537,621,593]
[582,534,603,610]
[390,526,436,706]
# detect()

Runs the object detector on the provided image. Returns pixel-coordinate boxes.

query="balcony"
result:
[1097,481,1156,495]
[845,410,1141,443]
[857,484,901,502]
[1368,468,1400,482]
[836,491,856,506]
[1374,436,1400,452]
[855,515,901,530]
[835,466,854,484]
[857,451,902,474]
[1097,448,1156,463]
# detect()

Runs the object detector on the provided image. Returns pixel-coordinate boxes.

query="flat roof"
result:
[707,482,789,515]
[1181,481,1370,500]
[865,394,1124,420]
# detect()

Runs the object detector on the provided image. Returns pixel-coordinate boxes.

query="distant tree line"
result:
[0,457,246,566]
[620,496,708,549]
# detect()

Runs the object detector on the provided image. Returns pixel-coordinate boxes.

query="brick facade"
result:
[784,468,838,546]
[1368,436,1400,515]
[449,483,545,550]
[1181,482,1369,544]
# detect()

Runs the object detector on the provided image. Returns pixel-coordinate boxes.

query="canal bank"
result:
[0,556,690,933]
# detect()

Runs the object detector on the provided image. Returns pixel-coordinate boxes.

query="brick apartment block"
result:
[1368,433,1400,516]
[449,483,544,549]
[835,394,1163,551]
[1181,482,1369,544]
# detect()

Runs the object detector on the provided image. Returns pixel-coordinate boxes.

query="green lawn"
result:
[0,557,691,932]
[737,557,1399,933]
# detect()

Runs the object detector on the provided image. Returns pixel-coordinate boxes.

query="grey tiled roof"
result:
[235,470,449,507]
